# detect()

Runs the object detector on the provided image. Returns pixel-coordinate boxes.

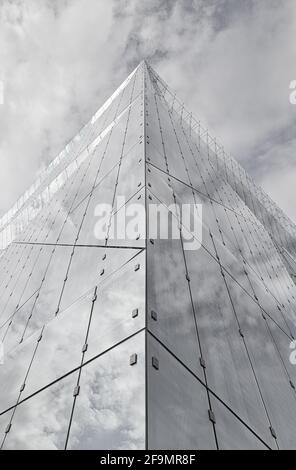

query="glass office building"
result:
[0,61,296,450]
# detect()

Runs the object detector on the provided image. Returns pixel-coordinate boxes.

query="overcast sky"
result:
[0,0,295,223]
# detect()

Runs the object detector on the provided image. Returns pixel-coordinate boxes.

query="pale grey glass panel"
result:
[145,88,168,172]
[65,147,108,212]
[162,104,199,187]
[154,97,190,184]
[57,197,88,245]
[118,94,143,159]
[89,117,126,181]
[146,142,168,174]
[210,396,270,450]
[107,188,145,248]
[172,112,217,196]
[0,329,39,413]
[222,163,291,258]
[184,244,275,448]
[34,209,70,245]
[15,246,54,305]
[211,227,283,309]
[187,203,253,295]
[147,334,216,450]
[0,244,34,323]
[247,267,295,338]
[59,247,142,313]
[205,188,248,254]
[1,293,38,354]
[92,97,142,185]
[280,249,296,284]
[162,156,241,268]
[1,373,77,450]
[0,244,18,283]
[25,185,77,245]
[112,65,142,120]
[14,201,61,247]
[2,239,33,276]
[217,188,288,305]
[86,251,145,361]
[22,293,92,399]
[78,89,117,150]
[146,163,176,209]
[169,177,216,256]
[75,166,118,246]
[67,136,122,220]
[0,245,66,342]
[147,193,203,378]
[130,63,144,103]
[42,103,133,246]
[0,243,33,301]
[32,156,100,244]
[73,136,144,250]
[214,157,294,271]
[0,245,53,328]
[13,180,67,244]
[226,272,296,449]
[266,318,296,389]
[115,143,145,207]
[92,68,139,134]
[14,204,55,244]
[208,189,296,337]
[0,413,8,437]
[85,76,129,148]
[253,229,296,315]
[21,246,73,342]
[67,331,145,450]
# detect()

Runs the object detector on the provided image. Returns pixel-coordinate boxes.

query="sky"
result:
[0,0,295,222]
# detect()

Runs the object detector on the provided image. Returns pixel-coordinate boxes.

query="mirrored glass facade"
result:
[0,61,296,450]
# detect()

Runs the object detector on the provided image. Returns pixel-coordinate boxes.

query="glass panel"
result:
[266,318,296,388]
[1,373,77,450]
[154,98,190,185]
[115,143,145,207]
[0,412,9,437]
[1,293,38,354]
[183,244,276,448]
[0,244,41,325]
[147,334,216,450]
[146,162,176,209]
[226,271,296,449]
[59,246,142,314]
[147,196,203,378]
[2,246,54,322]
[21,246,73,342]
[96,97,141,183]
[75,165,118,246]
[0,330,39,413]
[56,197,88,245]
[145,88,167,172]
[67,331,145,450]
[210,395,270,450]
[118,94,143,159]
[86,251,145,361]
[248,270,296,339]
[22,293,93,399]
[107,188,145,248]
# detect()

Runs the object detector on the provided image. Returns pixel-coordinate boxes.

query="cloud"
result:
[0,0,295,225]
